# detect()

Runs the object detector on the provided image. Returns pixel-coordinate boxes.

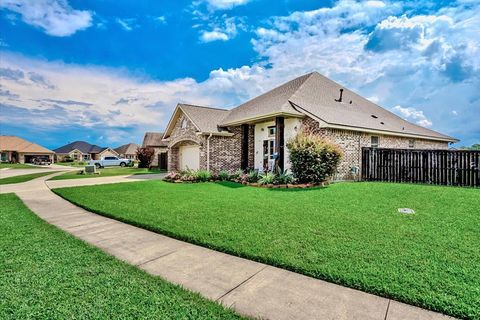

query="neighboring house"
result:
[142,132,168,169]
[54,141,118,162]
[114,143,140,160]
[163,72,457,180]
[0,135,55,164]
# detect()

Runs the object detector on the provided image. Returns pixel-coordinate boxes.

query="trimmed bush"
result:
[286,131,342,184]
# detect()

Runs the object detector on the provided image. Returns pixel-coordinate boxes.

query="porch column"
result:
[275,116,285,172]
[241,124,249,170]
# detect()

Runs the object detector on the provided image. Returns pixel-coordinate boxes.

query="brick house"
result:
[54,141,118,162]
[162,72,457,180]
[142,132,169,169]
[0,135,55,164]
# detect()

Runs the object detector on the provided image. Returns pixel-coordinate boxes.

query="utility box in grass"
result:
[84,165,97,174]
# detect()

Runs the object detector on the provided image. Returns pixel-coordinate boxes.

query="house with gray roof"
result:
[114,143,140,160]
[142,132,168,169]
[162,72,457,180]
[54,141,118,162]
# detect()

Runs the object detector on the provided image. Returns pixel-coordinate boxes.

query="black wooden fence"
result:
[361,148,480,187]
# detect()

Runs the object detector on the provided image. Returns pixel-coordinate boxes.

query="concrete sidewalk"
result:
[2,173,454,320]
[45,173,165,189]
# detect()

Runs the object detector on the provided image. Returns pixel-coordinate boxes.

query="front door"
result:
[263,139,275,171]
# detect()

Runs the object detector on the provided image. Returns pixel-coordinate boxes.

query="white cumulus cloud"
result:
[0,0,92,36]
[200,0,250,10]
[392,105,433,127]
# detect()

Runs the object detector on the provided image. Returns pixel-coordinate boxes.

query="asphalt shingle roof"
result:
[143,132,168,147]
[0,136,54,154]
[53,141,107,154]
[163,71,456,142]
[178,104,230,133]
[114,143,139,155]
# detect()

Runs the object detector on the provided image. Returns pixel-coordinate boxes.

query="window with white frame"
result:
[371,136,379,148]
[268,126,276,137]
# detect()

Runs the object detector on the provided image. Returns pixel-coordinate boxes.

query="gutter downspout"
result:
[206,133,213,171]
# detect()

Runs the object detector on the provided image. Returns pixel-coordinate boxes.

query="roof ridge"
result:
[284,72,317,111]
[178,103,228,112]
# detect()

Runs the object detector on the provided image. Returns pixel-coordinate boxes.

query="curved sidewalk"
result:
[1,174,455,320]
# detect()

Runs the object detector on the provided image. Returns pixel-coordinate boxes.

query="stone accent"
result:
[301,117,449,180]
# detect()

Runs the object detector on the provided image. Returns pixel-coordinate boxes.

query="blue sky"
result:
[0,0,478,149]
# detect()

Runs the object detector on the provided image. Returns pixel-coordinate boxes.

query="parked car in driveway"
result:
[32,156,52,165]
[89,156,133,168]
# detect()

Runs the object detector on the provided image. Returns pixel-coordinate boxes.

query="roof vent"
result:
[371,115,378,119]
[380,122,384,125]
[335,89,344,102]
[349,100,352,104]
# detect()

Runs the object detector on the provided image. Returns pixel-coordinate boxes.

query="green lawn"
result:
[54,181,480,319]
[0,163,37,169]
[49,167,163,180]
[0,193,243,320]
[0,171,57,185]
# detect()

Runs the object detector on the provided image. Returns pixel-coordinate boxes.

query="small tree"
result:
[136,147,155,168]
[286,131,343,184]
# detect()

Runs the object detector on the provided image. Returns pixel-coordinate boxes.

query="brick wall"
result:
[301,117,449,180]
[166,111,245,173]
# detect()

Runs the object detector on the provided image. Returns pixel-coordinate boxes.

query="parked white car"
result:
[89,156,133,168]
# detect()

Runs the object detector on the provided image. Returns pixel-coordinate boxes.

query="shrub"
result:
[164,171,181,182]
[230,169,244,181]
[236,173,249,184]
[286,131,342,184]
[258,172,275,185]
[273,169,294,185]
[247,170,260,183]
[136,147,155,168]
[218,170,230,181]
[195,170,212,182]
[179,169,197,182]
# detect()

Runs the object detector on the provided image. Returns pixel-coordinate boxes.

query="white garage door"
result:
[179,145,200,170]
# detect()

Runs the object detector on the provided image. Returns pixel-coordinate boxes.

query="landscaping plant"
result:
[247,170,260,183]
[136,147,155,168]
[218,170,230,181]
[287,130,342,184]
[258,172,275,185]
[195,170,212,182]
[273,169,294,185]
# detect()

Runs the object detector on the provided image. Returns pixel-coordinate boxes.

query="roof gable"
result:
[163,104,230,138]
[220,74,308,125]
